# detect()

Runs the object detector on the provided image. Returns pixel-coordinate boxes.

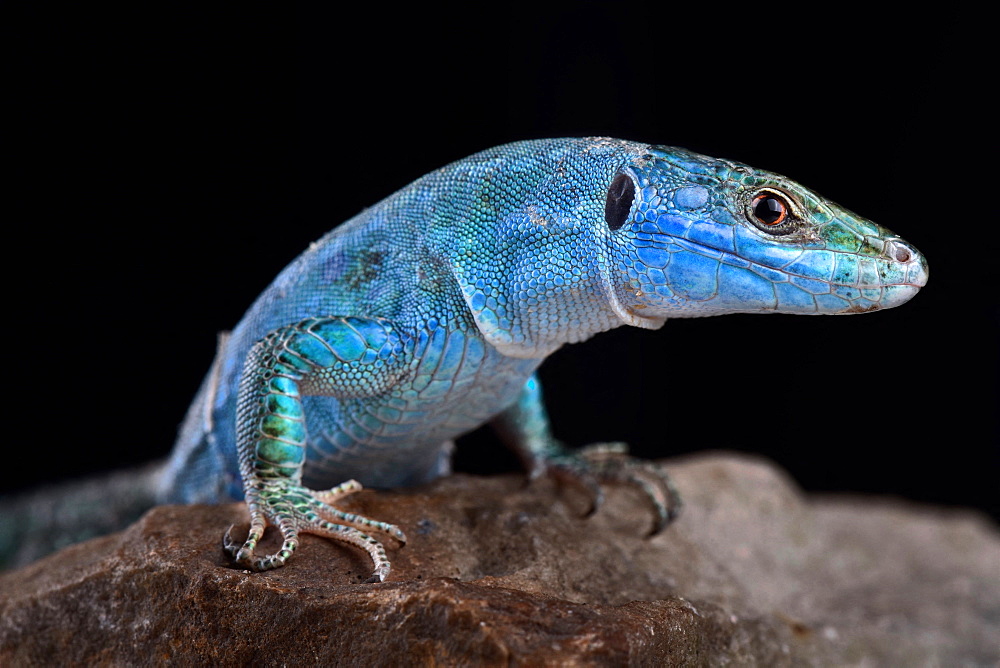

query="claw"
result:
[222,524,252,564]
[617,462,682,536]
[222,479,403,580]
[541,443,681,535]
[223,524,238,553]
[544,462,605,515]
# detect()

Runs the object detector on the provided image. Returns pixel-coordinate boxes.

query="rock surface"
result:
[1,452,997,665]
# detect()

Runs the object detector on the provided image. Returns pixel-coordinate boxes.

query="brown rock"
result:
[1,452,997,665]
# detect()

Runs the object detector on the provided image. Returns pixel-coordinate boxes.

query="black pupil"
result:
[754,196,785,225]
[605,173,634,231]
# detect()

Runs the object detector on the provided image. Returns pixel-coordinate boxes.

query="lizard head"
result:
[597,144,928,328]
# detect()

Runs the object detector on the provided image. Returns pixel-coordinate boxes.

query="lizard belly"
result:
[300,325,543,489]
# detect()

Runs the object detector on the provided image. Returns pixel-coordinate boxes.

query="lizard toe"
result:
[223,478,402,580]
[541,442,681,534]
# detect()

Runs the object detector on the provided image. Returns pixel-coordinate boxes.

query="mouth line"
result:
[833,281,925,290]
[662,235,926,290]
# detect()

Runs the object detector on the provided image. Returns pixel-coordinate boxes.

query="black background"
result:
[8,5,997,521]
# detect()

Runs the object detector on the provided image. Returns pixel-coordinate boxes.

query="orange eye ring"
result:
[751,192,788,226]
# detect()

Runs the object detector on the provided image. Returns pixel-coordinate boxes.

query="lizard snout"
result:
[882,238,928,289]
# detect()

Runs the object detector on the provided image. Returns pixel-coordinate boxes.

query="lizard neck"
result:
[450,206,631,359]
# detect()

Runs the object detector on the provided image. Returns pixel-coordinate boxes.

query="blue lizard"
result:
[155,138,927,581]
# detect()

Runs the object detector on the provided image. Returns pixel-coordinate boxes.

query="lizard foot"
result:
[222,478,406,582]
[540,442,682,536]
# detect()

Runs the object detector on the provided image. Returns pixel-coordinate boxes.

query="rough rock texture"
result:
[1,452,997,666]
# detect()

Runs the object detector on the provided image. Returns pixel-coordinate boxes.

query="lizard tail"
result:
[0,461,164,570]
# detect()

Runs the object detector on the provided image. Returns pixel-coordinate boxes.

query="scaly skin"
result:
[158,138,928,580]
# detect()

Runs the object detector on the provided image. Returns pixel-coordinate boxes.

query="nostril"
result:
[886,240,912,263]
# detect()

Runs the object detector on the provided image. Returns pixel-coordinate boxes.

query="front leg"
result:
[224,316,410,581]
[492,374,681,534]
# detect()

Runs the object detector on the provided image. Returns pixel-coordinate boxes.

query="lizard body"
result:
[154,138,927,580]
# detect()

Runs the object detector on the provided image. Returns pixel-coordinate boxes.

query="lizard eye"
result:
[747,189,797,235]
[605,173,635,231]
